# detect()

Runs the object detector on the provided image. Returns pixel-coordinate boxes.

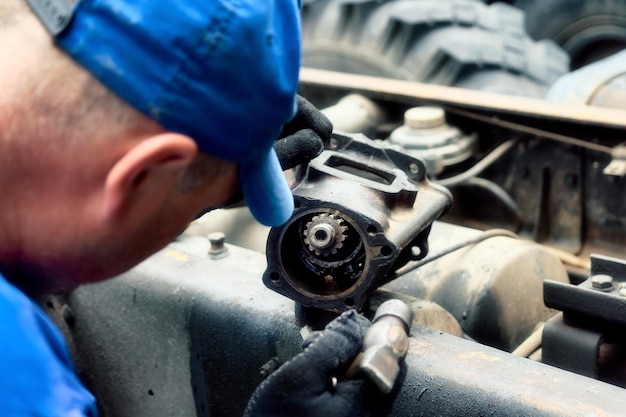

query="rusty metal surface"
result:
[356,299,413,393]
[402,324,626,417]
[384,221,569,351]
[45,234,626,416]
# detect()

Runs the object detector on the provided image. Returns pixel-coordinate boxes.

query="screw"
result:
[208,232,229,259]
[590,274,614,291]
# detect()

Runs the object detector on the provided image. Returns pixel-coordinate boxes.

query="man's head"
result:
[0,0,301,292]
[40,0,301,226]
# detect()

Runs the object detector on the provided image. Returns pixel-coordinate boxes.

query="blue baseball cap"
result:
[27,0,301,226]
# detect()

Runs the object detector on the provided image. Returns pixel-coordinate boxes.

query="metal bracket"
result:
[543,254,626,383]
[543,313,603,378]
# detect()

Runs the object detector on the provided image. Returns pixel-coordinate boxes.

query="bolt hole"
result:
[408,163,419,175]
[367,224,377,235]
[344,298,355,308]
[329,138,339,149]
[380,246,392,256]
[315,230,328,241]
[411,246,422,259]
[148,389,154,396]
[270,272,280,283]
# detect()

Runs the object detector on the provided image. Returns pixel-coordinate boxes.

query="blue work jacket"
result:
[0,272,97,416]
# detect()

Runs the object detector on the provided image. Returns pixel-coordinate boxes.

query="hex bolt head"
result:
[590,274,614,291]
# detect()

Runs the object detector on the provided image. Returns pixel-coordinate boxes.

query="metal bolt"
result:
[590,274,614,291]
[208,232,229,259]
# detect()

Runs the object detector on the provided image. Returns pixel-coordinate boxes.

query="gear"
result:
[303,213,349,256]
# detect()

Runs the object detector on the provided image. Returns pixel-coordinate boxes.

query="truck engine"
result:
[42,1,626,416]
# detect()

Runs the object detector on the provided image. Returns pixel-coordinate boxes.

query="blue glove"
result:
[243,310,389,417]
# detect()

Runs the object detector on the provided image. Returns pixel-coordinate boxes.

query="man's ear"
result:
[103,133,198,220]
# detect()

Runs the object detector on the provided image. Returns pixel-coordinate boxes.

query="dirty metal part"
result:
[356,299,413,393]
[500,138,585,253]
[542,312,603,379]
[403,323,626,417]
[299,68,626,258]
[193,70,626,260]
[395,228,520,274]
[543,254,626,386]
[302,213,348,256]
[321,94,383,136]
[45,236,626,416]
[388,106,477,176]
[426,115,603,255]
[545,254,626,323]
[384,221,569,352]
[207,232,229,259]
[370,288,463,338]
[263,132,452,314]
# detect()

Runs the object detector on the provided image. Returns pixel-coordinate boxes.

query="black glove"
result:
[193,96,331,216]
[274,95,333,170]
[243,310,389,417]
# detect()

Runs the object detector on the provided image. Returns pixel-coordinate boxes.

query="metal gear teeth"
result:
[303,213,348,256]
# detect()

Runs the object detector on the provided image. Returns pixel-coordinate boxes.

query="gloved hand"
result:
[243,310,390,417]
[193,96,331,217]
[274,95,333,170]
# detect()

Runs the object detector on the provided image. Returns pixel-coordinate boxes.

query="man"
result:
[0,0,385,415]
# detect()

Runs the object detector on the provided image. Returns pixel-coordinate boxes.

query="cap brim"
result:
[240,150,294,227]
